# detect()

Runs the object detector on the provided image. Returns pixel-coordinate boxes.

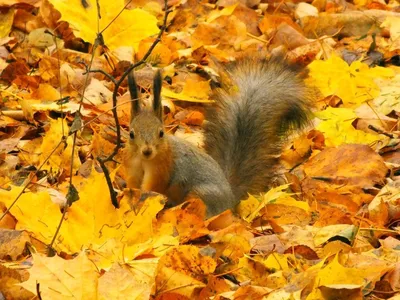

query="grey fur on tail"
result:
[204,56,313,201]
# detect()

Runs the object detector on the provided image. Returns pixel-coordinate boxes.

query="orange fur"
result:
[140,143,173,193]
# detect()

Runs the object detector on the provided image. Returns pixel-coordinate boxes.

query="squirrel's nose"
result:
[142,148,153,157]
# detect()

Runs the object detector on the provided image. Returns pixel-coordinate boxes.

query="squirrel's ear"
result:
[153,70,163,121]
[128,71,140,119]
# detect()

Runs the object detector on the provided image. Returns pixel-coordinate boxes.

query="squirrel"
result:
[124,56,312,218]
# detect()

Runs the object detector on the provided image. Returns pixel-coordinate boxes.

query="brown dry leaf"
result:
[0,229,30,261]
[301,144,388,213]
[302,10,400,38]
[0,59,29,84]
[30,83,60,101]
[208,222,253,262]
[271,23,311,50]
[250,234,286,254]
[0,203,16,229]
[155,245,217,298]
[281,132,313,169]
[262,196,311,226]
[312,204,353,227]
[234,256,271,286]
[137,38,173,66]
[83,78,113,106]
[191,15,247,51]
[368,180,400,226]
[199,275,231,299]
[278,225,315,249]
[13,7,46,33]
[0,263,33,300]
[17,137,42,167]
[181,111,205,126]
[321,240,353,257]
[157,208,209,243]
[233,285,272,299]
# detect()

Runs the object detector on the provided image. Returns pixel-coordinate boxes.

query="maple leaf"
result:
[316,107,382,147]
[0,262,33,299]
[0,187,65,246]
[155,245,217,297]
[0,8,14,38]
[314,224,358,246]
[39,118,80,175]
[0,170,167,255]
[381,16,400,51]
[46,0,159,50]
[374,73,400,115]
[98,259,158,299]
[308,54,394,106]
[238,184,295,222]
[162,79,213,103]
[20,252,98,299]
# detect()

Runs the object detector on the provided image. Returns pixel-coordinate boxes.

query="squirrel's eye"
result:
[129,130,135,139]
[159,130,164,138]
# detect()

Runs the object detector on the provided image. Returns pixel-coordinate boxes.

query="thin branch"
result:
[36,282,43,300]
[83,67,118,85]
[0,138,66,222]
[48,29,100,254]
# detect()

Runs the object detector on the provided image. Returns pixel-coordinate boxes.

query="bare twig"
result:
[48,27,99,254]
[0,138,66,222]
[82,64,118,85]
[36,282,43,300]
[368,124,395,139]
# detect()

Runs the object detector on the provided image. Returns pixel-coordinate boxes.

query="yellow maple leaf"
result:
[316,254,365,288]
[207,3,238,23]
[57,170,123,252]
[0,187,62,245]
[155,245,216,297]
[374,73,400,115]
[308,55,394,106]
[238,184,292,222]
[316,107,381,147]
[98,259,158,300]
[0,169,166,255]
[0,8,14,39]
[20,252,98,299]
[257,253,289,272]
[314,224,358,246]
[381,17,400,51]
[39,118,80,175]
[162,79,213,103]
[116,192,166,245]
[47,0,159,50]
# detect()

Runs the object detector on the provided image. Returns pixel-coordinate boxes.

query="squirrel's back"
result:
[204,56,312,201]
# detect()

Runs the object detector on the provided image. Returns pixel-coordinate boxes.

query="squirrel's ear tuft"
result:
[153,70,163,121]
[128,71,141,119]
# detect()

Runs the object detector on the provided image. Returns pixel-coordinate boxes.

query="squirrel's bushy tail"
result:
[204,56,312,201]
